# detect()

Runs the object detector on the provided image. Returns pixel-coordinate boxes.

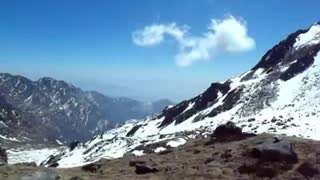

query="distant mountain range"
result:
[0,73,173,144]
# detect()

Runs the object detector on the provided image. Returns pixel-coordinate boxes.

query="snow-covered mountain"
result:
[0,73,173,143]
[0,96,50,146]
[39,22,320,167]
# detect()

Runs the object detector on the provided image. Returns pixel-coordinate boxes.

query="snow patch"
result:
[182,102,195,113]
[0,134,20,142]
[131,150,145,156]
[55,139,64,145]
[166,138,186,148]
[154,147,166,153]
[7,148,59,165]
[294,24,320,48]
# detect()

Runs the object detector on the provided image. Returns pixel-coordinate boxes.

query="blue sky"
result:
[0,0,319,101]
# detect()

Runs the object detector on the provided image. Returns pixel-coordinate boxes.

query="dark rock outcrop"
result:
[213,121,242,138]
[69,141,80,151]
[81,163,101,173]
[70,176,84,180]
[252,29,308,72]
[126,125,143,137]
[48,163,59,168]
[206,122,256,145]
[158,82,230,128]
[0,147,7,165]
[135,164,158,174]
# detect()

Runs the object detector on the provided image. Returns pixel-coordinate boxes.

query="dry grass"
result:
[1,134,320,179]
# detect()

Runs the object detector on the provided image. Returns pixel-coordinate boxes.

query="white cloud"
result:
[132,16,255,67]
[132,23,188,46]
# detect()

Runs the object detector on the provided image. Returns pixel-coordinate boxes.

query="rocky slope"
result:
[38,22,320,168]
[0,96,51,146]
[2,123,320,180]
[0,73,173,143]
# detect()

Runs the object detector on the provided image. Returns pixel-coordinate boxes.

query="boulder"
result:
[251,137,298,163]
[213,121,242,138]
[206,121,255,145]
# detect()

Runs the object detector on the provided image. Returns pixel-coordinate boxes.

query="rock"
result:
[48,163,59,168]
[193,149,201,154]
[81,163,101,173]
[213,121,242,137]
[126,125,143,137]
[42,154,62,167]
[251,137,298,163]
[297,162,319,178]
[207,161,224,168]
[158,149,173,155]
[135,164,158,174]
[206,121,255,145]
[0,147,7,165]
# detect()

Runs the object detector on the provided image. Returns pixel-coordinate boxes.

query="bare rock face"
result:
[0,147,7,165]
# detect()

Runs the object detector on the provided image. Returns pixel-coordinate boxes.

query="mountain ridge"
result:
[0,72,173,144]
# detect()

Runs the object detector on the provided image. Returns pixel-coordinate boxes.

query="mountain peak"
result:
[294,23,320,49]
